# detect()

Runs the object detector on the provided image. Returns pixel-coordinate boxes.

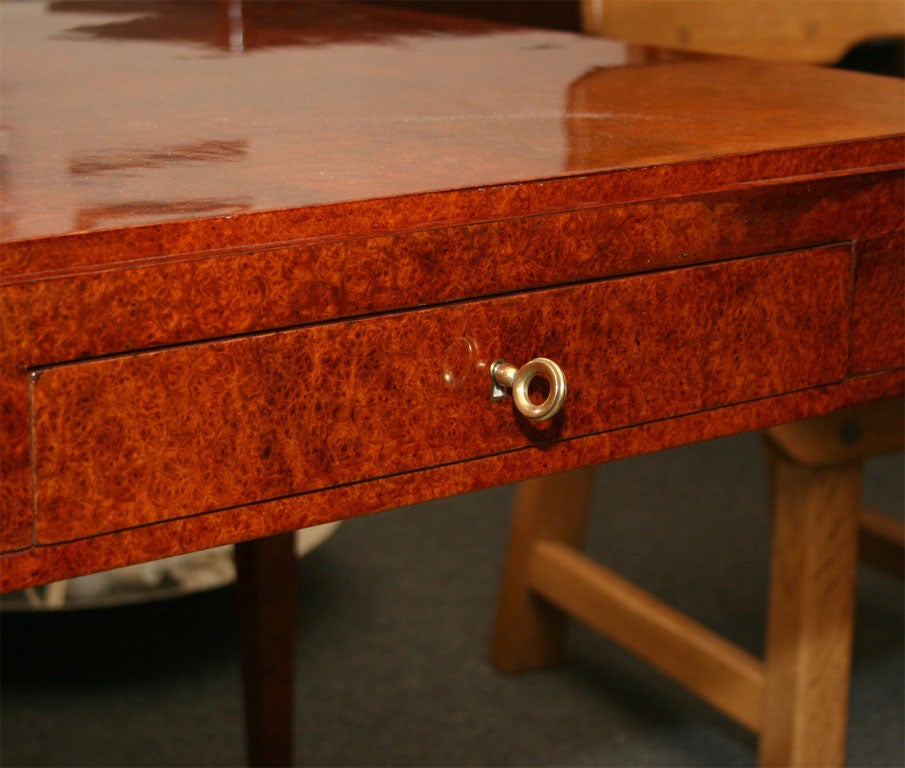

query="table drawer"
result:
[32,245,849,543]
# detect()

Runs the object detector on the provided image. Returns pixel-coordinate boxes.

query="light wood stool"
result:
[491,398,903,768]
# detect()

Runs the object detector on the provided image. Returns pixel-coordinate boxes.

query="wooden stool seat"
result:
[491,398,904,768]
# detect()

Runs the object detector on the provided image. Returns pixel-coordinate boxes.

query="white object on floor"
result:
[2,522,341,611]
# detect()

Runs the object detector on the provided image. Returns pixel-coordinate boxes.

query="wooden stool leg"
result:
[491,465,596,672]
[759,443,862,768]
[235,532,298,768]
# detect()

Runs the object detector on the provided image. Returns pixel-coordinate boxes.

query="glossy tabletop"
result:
[1,0,903,271]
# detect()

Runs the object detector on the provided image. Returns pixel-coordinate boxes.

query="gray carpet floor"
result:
[2,432,902,767]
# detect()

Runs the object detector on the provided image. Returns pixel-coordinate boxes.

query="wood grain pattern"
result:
[30,247,849,543]
[526,540,765,732]
[2,172,900,554]
[1,1,902,265]
[582,0,904,64]
[2,173,899,367]
[0,1,902,586]
[491,467,597,672]
[850,233,905,376]
[2,369,900,592]
[3,139,902,282]
[760,441,862,767]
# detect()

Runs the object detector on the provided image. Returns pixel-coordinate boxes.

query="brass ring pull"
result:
[490,357,567,421]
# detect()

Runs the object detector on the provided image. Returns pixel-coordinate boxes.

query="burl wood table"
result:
[1,1,902,766]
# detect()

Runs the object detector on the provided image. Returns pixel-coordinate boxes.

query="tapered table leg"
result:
[235,532,298,767]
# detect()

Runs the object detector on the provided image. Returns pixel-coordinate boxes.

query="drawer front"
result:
[32,246,850,543]
[850,233,905,375]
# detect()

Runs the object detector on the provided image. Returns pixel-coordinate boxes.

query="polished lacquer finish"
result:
[1,1,903,589]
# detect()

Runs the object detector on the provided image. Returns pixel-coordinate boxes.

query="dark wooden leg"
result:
[235,531,298,768]
[491,466,596,672]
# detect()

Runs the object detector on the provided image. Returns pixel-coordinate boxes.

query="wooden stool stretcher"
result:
[492,398,904,768]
